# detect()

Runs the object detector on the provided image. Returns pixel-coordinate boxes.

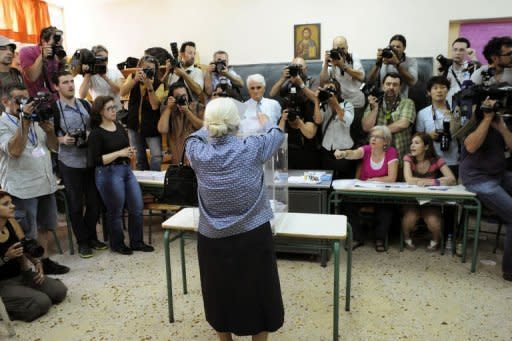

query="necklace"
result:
[0,226,9,243]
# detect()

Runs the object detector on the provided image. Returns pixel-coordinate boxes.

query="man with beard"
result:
[164,41,204,102]
[471,36,512,86]
[362,72,416,166]
[0,36,23,112]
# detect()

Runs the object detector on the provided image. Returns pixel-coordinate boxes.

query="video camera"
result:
[453,81,512,121]
[116,57,139,71]
[17,92,53,121]
[360,83,384,103]
[71,49,107,75]
[169,42,182,68]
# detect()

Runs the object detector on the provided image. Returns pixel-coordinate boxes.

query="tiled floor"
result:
[3,222,512,340]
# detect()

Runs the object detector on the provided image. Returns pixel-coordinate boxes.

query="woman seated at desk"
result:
[401,133,456,251]
[334,125,398,252]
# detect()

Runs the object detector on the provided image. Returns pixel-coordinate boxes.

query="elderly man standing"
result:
[241,74,281,136]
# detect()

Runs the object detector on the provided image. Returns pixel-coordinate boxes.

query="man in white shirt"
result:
[241,74,281,136]
[76,45,124,109]
[204,50,243,97]
[165,41,204,102]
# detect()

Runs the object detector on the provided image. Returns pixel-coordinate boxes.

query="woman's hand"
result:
[118,146,136,158]
[4,242,23,260]
[33,260,45,285]
[334,150,346,159]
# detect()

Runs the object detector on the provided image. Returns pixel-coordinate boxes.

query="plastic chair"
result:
[0,296,15,337]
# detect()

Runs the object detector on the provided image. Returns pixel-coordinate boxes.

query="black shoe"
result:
[113,245,133,255]
[42,258,70,274]
[78,245,93,259]
[89,239,108,251]
[504,273,512,282]
[130,243,155,252]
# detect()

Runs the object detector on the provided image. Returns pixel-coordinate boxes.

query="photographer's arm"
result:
[366,49,383,85]
[119,74,137,97]
[175,68,202,97]
[102,74,121,95]
[145,83,161,111]
[494,117,512,151]
[204,65,214,96]
[313,98,323,125]
[464,114,493,154]
[182,105,203,130]
[79,74,92,99]
[7,119,30,157]
[297,120,317,139]
[23,51,44,83]
[362,96,379,132]
[158,100,173,134]
[269,68,289,98]
[343,65,364,82]
[39,121,58,152]
[223,70,244,89]
[319,52,330,85]
[387,118,410,134]
[396,62,416,87]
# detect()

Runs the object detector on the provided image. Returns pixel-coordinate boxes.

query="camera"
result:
[436,54,453,74]
[18,92,53,122]
[71,49,107,75]
[169,42,182,68]
[19,238,44,258]
[284,86,302,122]
[142,68,155,79]
[287,64,301,77]
[318,87,336,103]
[69,128,87,148]
[360,83,384,103]
[453,81,512,121]
[116,57,139,71]
[48,31,66,59]
[329,48,349,61]
[175,94,188,106]
[435,120,452,151]
[213,60,227,74]
[381,46,394,59]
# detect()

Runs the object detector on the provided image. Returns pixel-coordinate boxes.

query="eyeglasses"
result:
[249,86,263,90]
[0,46,14,52]
[105,105,117,111]
[369,135,385,140]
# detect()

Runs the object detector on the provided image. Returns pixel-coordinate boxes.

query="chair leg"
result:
[148,209,153,245]
[0,296,15,337]
[56,190,74,255]
[493,222,503,254]
[399,228,404,252]
[51,229,63,255]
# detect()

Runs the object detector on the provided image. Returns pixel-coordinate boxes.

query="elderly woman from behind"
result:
[185,98,285,341]
[401,133,456,251]
[334,125,398,252]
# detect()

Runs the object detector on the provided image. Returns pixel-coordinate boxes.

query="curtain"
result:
[0,0,51,44]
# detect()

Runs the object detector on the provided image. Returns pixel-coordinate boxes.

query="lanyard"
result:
[6,114,37,146]
[57,100,86,133]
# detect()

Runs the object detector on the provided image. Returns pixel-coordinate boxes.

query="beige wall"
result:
[56,0,511,66]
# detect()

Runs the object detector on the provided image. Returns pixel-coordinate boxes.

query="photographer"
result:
[19,26,66,99]
[471,36,512,86]
[76,45,124,109]
[0,84,69,275]
[53,71,106,258]
[120,55,165,171]
[313,79,356,178]
[362,72,416,165]
[204,50,243,96]
[367,34,418,98]
[163,41,204,102]
[0,190,67,322]
[416,76,461,176]
[440,38,479,107]
[320,36,365,145]
[0,36,23,112]
[157,82,204,165]
[270,58,319,169]
[460,97,512,282]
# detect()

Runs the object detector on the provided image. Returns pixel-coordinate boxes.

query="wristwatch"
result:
[2,255,9,263]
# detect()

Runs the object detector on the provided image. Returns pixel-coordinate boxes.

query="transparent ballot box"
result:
[264,134,288,232]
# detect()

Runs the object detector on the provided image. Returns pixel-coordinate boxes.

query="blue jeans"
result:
[465,171,512,275]
[95,164,144,250]
[127,129,162,171]
[12,194,57,240]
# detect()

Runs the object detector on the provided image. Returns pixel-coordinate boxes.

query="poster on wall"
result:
[294,23,321,60]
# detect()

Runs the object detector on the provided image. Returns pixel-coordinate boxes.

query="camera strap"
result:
[57,100,87,134]
[6,113,37,146]
[450,67,463,89]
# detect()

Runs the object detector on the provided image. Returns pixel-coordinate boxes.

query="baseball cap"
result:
[0,36,16,51]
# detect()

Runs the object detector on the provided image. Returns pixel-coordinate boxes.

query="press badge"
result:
[32,147,46,158]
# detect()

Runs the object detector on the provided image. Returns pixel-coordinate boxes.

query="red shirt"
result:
[19,45,59,100]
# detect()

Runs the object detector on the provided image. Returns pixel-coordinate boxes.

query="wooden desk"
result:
[162,208,352,341]
[329,180,482,272]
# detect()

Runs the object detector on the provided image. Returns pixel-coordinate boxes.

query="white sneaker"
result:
[426,240,439,252]
[456,242,463,257]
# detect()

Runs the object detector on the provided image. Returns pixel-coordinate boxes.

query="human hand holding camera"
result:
[166,96,176,110]
[41,43,53,59]
[280,67,290,80]
[32,260,44,285]
[58,133,76,145]
[376,49,384,63]
[174,66,186,77]
[207,63,216,74]
[20,101,35,115]
[133,69,145,83]
[368,95,379,110]
[4,242,23,261]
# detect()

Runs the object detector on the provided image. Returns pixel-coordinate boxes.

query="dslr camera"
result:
[71,49,107,75]
[213,60,227,74]
[142,67,155,79]
[436,54,453,75]
[318,87,336,103]
[435,120,452,152]
[49,31,66,59]
[117,57,139,71]
[69,128,87,148]
[20,237,45,258]
[175,94,188,106]
[287,64,301,77]
[360,83,384,103]
[168,42,182,68]
[18,92,53,121]
[283,86,302,122]
[381,46,395,59]
[329,48,350,61]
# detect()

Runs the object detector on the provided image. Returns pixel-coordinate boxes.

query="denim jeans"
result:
[465,171,512,275]
[94,163,144,250]
[127,129,162,171]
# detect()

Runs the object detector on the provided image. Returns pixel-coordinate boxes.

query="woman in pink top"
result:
[402,133,456,251]
[334,125,398,251]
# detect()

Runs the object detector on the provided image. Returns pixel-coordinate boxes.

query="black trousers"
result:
[59,161,101,246]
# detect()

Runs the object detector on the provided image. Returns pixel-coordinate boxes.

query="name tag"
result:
[32,147,46,158]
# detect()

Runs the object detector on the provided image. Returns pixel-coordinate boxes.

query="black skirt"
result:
[197,222,284,336]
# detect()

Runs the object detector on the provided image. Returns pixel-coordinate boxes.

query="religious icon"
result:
[294,24,321,60]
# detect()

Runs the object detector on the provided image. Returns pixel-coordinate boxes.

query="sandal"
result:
[426,240,439,252]
[375,240,386,252]
[404,238,416,251]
